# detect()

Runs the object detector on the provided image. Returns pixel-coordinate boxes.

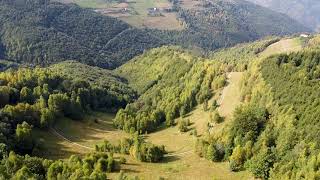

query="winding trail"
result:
[49,128,94,150]
[218,72,244,118]
[50,126,193,156]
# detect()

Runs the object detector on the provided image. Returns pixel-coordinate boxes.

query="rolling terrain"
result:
[7,35,306,179]
[1,1,320,179]
[0,0,309,70]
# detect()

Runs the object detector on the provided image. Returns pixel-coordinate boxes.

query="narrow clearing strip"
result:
[50,127,94,150]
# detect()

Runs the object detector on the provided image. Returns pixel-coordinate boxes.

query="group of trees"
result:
[195,104,268,172]
[0,66,134,154]
[114,47,227,134]
[95,134,166,163]
[0,149,117,179]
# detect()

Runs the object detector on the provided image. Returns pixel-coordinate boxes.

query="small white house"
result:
[300,34,309,38]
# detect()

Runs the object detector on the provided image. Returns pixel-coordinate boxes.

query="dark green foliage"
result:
[0,65,135,154]
[15,122,33,154]
[246,148,276,180]
[195,139,225,163]
[229,104,268,146]
[0,60,18,72]
[152,0,308,52]
[0,0,163,69]
[0,0,308,69]
[0,151,115,179]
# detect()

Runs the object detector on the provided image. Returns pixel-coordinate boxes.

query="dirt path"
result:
[49,128,94,150]
[218,72,244,119]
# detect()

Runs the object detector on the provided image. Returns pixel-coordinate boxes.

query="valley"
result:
[33,69,250,179]
[1,0,320,179]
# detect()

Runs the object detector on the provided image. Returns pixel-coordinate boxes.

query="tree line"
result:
[0,149,117,179]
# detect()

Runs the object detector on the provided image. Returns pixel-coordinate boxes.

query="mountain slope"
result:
[113,46,227,133]
[235,50,320,179]
[0,0,310,70]
[247,0,320,31]
[0,0,163,69]
[170,0,309,50]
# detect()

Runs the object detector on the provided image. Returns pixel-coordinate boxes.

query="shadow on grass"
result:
[121,168,141,173]
[162,155,180,163]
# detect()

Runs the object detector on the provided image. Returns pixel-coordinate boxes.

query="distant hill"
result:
[247,0,320,31]
[0,0,163,69]
[0,0,310,69]
[154,0,310,51]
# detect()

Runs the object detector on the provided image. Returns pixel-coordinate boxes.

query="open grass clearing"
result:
[35,108,251,179]
[260,37,303,57]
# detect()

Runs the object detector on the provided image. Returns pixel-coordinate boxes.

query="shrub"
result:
[178,119,190,132]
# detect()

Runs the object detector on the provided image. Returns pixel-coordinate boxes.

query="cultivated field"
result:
[56,0,184,30]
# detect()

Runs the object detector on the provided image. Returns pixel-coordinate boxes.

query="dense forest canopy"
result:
[0,0,164,69]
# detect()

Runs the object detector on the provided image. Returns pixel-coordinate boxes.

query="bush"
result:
[210,110,223,124]
[178,119,190,132]
[206,143,224,162]
[247,148,275,179]
[119,157,126,164]
[211,100,218,110]
[229,105,268,146]
[229,145,246,171]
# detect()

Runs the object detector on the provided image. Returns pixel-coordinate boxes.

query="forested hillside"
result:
[114,46,228,133]
[0,64,134,154]
[247,0,320,31]
[193,41,320,179]
[242,51,320,179]
[158,0,308,51]
[0,0,309,69]
[0,0,163,69]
